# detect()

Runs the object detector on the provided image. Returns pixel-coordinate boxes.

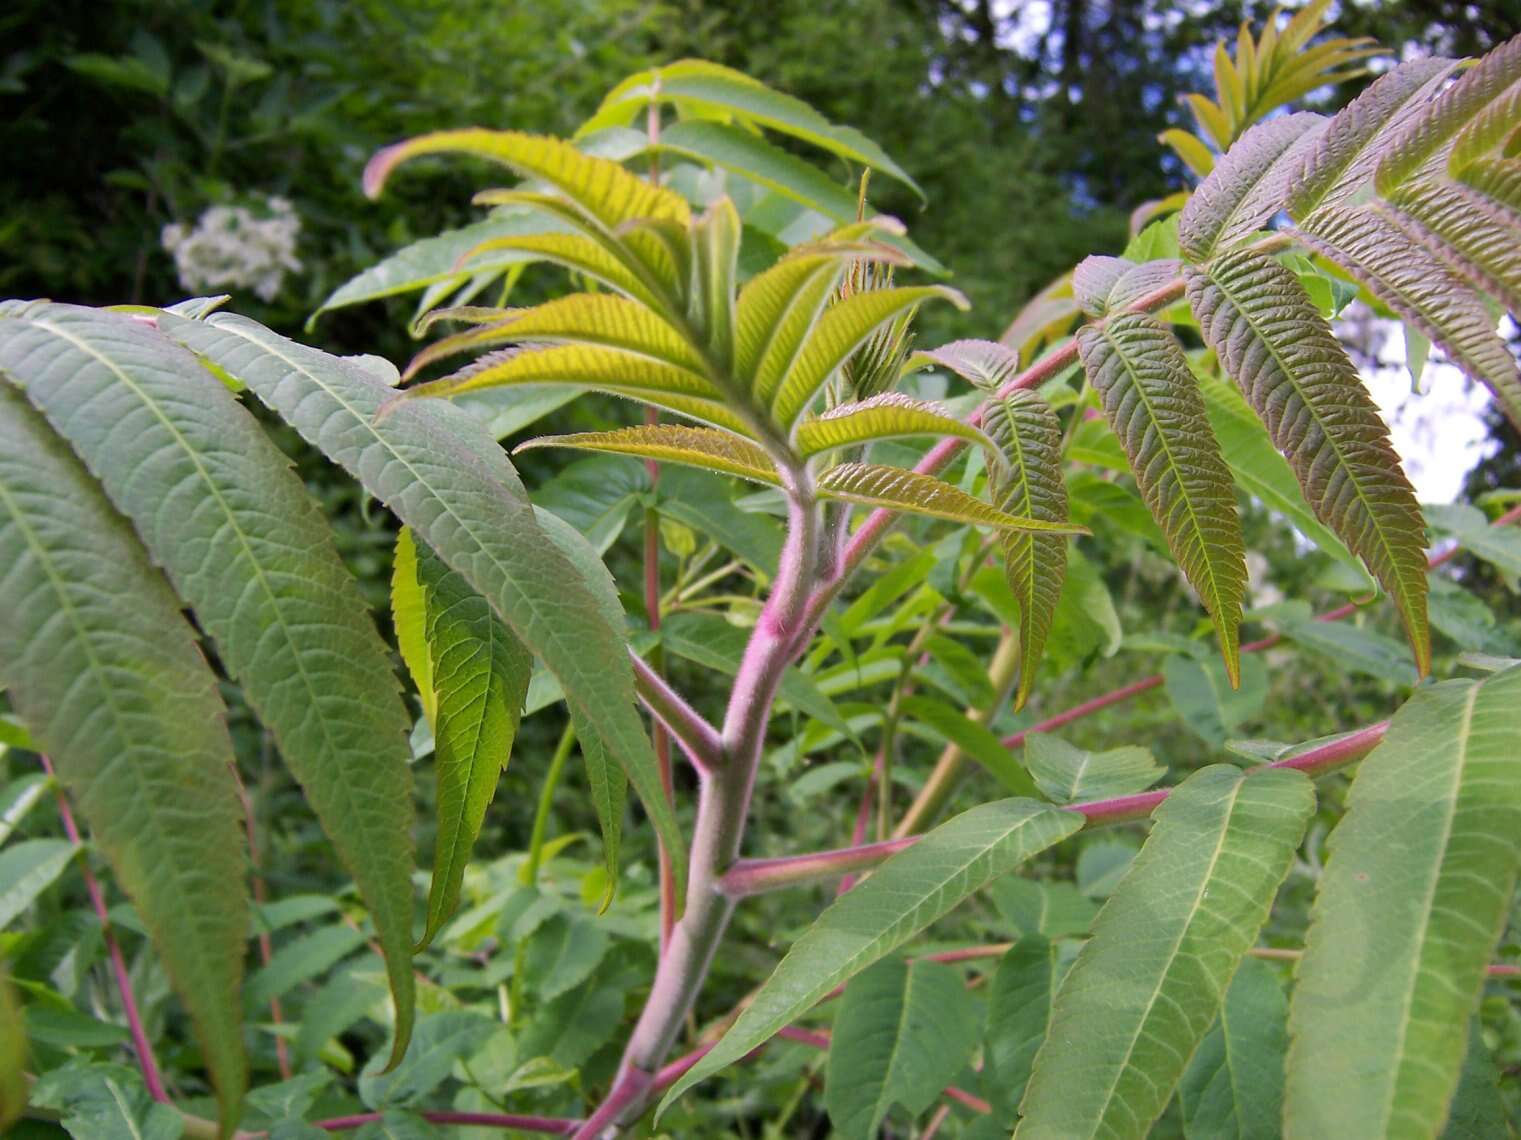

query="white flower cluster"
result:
[161,197,302,302]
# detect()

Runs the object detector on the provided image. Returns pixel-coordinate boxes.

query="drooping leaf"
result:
[1076,313,1247,682]
[0,303,419,1062]
[771,285,968,428]
[1294,203,1521,429]
[1425,501,1521,588]
[817,462,1085,534]
[244,924,368,1009]
[518,425,779,485]
[1196,370,1370,588]
[409,533,532,948]
[984,389,1070,708]
[365,128,691,233]
[796,392,996,459]
[653,119,861,221]
[578,59,924,196]
[1177,957,1289,1140]
[899,694,1036,797]
[0,383,248,1122]
[824,956,979,1139]
[1376,34,1521,194]
[1023,734,1164,804]
[1165,654,1269,747]
[1285,666,1521,1138]
[1383,176,1521,314]
[160,312,687,907]
[1178,112,1325,263]
[449,231,667,311]
[1186,249,1430,672]
[1287,57,1459,218]
[1018,766,1315,1138]
[660,798,1082,1110]
[359,1011,500,1109]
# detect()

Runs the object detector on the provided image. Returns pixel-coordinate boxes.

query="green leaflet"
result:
[824,957,979,1138]
[982,936,1059,1127]
[0,303,419,1063]
[817,462,1085,535]
[1076,313,1247,683]
[771,285,967,428]
[1177,957,1289,1140]
[1023,734,1163,804]
[1018,766,1314,1139]
[1456,155,1521,218]
[408,532,532,949]
[517,425,780,486]
[653,119,861,221]
[1177,112,1326,263]
[796,393,996,459]
[310,208,564,326]
[1285,666,1521,1139]
[31,1062,184,1140]
[691,197,742,368]
[985,389,1069,708]
[159,312,688,908]
[660,798,1082,1112]
[1295,204,1521,430]
[1186,249,1430,674]
[392,529,435,724]
[364,128,691,231]
[0,839,76,928]
[576,58,923,197]
[0,384,248,1124]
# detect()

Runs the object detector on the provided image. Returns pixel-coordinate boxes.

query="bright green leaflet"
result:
[1018,766,1314,1138]
[1177,957,1289,1140]
[661,797,1081,1112]
[1285,666,1521,1139]
[1023,734,1164,804]
[0,303,419,1062]
[159,312,687,906]
[409,533,532,948]
[0,840,77,929]
[824,957,979,1138]
[0,384,248,1124]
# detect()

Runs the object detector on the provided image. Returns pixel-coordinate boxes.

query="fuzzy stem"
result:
[312,1110,576,1134]
[630,649,722,772]
[40,755,169,1103]
[579,476,823,1138]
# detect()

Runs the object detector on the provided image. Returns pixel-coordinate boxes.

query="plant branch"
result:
[630,648,722,772]
[719,720,1388,895]
[310,1110,577,1134]
[40,754,169,1104]
[579,472,824,1138]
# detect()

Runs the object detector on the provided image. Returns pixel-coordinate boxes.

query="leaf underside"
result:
[1185,250,1430,674]
[0,383,248,1123]
[1076,313,1247,683]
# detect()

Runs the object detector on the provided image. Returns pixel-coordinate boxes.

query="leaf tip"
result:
[362,142,408,200]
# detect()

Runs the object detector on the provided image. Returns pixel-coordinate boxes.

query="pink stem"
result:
[719,720,1389,895]
[314,1110,577,1134]
[630,649,721,772]
[40,754,169,1104]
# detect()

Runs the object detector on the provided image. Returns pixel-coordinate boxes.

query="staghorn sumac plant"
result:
[2,12,1521,1140]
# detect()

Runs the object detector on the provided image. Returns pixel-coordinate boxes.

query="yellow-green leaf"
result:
[795,392,996,459]
[817,462,1085,534]
[517,425,780,485]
